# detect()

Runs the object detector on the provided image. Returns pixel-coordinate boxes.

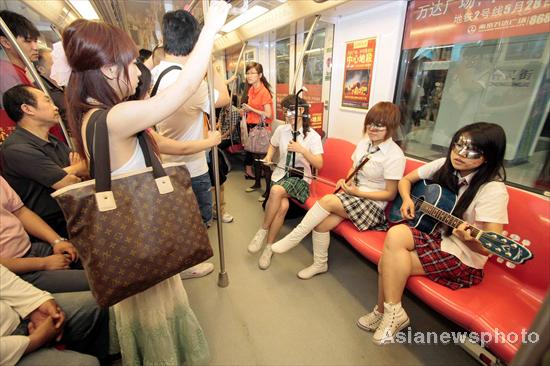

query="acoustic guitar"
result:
[388,180,533,265]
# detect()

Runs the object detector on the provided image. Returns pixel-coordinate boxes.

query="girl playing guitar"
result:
[358,122,508,345]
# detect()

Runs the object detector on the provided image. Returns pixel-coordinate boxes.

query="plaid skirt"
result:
[411,228,484,290]
[335,193,387,231]
[273,177,310,204]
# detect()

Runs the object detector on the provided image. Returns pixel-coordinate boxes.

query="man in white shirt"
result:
[151,10,229,278]
[0,265,109,366]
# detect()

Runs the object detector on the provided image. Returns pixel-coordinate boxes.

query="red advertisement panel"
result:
[404,0,550,50]
[341,38,376,110]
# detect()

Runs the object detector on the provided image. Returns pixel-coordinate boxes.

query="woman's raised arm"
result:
[107,1,231,137]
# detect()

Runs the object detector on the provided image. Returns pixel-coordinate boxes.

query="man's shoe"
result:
[222,213,234,223]
[180,262,214,279]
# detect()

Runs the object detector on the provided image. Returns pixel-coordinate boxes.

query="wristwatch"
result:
[52,237,68,246]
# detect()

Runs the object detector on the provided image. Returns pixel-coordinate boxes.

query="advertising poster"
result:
[341,37,376,110]
[403,0,550,49]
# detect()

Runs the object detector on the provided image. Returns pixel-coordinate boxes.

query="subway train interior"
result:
[0,0,549,365]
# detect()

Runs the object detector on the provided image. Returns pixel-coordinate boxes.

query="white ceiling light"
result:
[68,0,100,20]
[221,5,268,33]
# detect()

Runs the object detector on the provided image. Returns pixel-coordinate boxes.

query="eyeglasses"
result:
[453,136,483,159]
[366,122,387,131]
[284,110,309,119]
[246,71,258,75]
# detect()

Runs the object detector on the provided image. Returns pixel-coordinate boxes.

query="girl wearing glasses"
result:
[247,95,323,270]
[271,102,405,279]
[358,122,508,345]
[242,62,273,198]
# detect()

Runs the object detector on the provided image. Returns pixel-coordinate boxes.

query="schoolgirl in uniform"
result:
[358,122,508,345]
[271,102,406,279]
[247,95,323,270]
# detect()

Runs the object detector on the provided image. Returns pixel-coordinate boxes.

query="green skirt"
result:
[273,177,310,204]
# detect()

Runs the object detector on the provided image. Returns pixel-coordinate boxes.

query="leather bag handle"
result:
[85,110,173,211]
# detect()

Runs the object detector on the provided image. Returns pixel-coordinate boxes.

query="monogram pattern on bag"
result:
[55,165,213,307]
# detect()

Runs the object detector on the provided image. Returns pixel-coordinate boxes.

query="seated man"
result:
[0,265,108,366]
[0,177,88,293]
[0,85,87,237]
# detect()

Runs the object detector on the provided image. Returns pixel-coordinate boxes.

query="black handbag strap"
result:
[85,109,168,192]
[150,65,182,97]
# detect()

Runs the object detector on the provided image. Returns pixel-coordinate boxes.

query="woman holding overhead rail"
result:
[61,2,230,364]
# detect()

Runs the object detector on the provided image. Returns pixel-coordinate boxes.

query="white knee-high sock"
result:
[298,230,330,279]
[271,202,330,253]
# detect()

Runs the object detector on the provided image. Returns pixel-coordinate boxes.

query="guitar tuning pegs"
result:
[510,234,520,241]
[522,239,531,247]
[497,257,504,263]
[506,261,516,269]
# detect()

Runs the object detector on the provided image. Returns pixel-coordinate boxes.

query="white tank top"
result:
[111,140,146,176]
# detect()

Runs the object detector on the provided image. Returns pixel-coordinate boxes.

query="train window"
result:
[396,1,550,194]
[275,37,290,120]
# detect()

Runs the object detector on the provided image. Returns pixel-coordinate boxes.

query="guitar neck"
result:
[413,196,481,238]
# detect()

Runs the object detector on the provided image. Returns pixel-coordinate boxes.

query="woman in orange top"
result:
[242,62,273,200]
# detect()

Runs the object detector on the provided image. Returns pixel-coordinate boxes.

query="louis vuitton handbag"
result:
[52,110,213,307]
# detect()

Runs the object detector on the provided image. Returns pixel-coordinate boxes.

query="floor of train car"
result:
[181,155,479,366]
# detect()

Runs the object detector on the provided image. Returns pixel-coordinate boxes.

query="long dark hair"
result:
[281,94,311,138]
[432,122,506,229]
[244,62,272,97]
[63,19,138,158]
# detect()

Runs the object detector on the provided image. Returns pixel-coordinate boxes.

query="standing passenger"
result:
[242,62,273,200]
[151,9,230,278]
[61,3,230,364]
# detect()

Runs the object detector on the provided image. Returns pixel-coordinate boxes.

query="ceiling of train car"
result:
[90,0,287,50]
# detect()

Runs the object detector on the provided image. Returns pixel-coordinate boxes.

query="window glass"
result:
[397,0,550,193]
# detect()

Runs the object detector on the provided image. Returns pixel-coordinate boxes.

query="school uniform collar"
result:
[454,170,476,187]
[366,137,394,155]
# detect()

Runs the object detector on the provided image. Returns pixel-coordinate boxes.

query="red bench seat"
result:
[294,138,550,364]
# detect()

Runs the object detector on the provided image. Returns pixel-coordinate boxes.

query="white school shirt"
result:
[0,265,54,366]
[270,125,323,184]
[417,158,509,269]
[151,60,219,178]
[351,137,406,209]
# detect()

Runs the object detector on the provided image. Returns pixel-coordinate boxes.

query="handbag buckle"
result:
[155,176,174,194]
[95,191,117,212]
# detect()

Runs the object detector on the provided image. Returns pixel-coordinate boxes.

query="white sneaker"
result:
[180,262,214,279]
[258,245,273,270]
[357,305,383,332]
[248,228,267,253]
[372,302,410,345]
[222,213,234,223]
[258,195,266,202]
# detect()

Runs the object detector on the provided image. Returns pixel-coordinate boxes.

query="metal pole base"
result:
[217,271,229,287]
